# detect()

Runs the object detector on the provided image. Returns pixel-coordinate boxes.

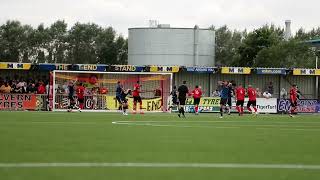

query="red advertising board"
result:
[0,94,37,110]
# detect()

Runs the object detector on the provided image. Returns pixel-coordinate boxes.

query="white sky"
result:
[1,0,319,37]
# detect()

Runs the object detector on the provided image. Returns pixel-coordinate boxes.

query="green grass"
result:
[0,111,320,179]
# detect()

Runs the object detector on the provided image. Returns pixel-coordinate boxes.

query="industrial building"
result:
[128,24,215,66]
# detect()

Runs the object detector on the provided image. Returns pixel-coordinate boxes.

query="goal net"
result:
[51,70,172,112]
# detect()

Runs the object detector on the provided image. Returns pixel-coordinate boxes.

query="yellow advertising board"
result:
[0,63,31,70]
[105,96,163,111]
[149,66,179,73]
[293,69,320,75]
[221,67,251,74]
[185,97,221,107]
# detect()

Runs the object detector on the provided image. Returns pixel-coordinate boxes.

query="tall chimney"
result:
[284,20,292,41]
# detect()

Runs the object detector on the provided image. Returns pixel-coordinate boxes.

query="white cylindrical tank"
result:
[128,26,215,66]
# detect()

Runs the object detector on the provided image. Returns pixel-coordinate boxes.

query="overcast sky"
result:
[1,0,319,36]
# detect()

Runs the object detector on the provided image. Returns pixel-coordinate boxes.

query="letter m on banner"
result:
[7,63,24,69]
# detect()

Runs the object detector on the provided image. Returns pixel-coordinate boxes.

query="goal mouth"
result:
[50,70,173,112]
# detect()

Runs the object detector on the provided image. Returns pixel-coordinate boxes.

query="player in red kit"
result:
[76,83,85,112]
[133,81,143,114]
[235,84,245,116]
[289,84,298,117]
[191,85,202,115]
[247,85,258,115]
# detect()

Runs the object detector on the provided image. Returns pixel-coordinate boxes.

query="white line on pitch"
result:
[112,121,320,128]
[113,121,320,124]
[112,122,240,129]
[112,122,320,131]
[1,162,320,170]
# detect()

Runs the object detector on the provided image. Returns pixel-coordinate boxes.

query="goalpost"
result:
[51,70,173,112]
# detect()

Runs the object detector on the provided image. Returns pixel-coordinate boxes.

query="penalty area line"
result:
[0,162,320,170]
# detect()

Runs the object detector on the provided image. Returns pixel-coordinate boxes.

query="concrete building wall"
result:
[128,28,215,66]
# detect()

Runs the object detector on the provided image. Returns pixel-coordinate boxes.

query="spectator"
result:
[256,88,262,98]
[27,83,37,93]
[267,81,274,95]
[280,88,287,99]
[297,87,302,99]
[212,89,221,97]
[37,82,46,94]
[0,82,12,93]
[11,81,20,93]
[16,80,26,93]
[154,87,161,97]
[263,91,272,99]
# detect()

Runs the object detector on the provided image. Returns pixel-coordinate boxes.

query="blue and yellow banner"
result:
[149,66,180,73]
[0,63,31,70]
[221,67,251,74]
[185,67,216,73]
[110,65,144,72]
[256,68,286,75]
[293,69,320,75]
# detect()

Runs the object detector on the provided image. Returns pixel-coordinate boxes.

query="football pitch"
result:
[1,112,320,180]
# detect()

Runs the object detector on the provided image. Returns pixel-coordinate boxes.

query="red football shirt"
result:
[236,87,245,101]
[247,87,257,101]
[290,87,297,101]
[37,85,46,94]
[76,86,85,99]
[132,83,140,97]
[192,88,202,99]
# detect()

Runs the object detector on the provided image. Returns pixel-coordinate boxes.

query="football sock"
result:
[236,106,240,113]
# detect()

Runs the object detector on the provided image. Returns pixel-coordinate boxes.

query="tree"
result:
[68,22,102,64]
[47,20,68,63]
[255,40,315,68]
[213,25,244,66]
[115,36,128,64]
[237,24,284,67]
[0,20,28,62]
[96,27,117,64]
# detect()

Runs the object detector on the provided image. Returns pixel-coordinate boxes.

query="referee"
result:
[177,81,189,118]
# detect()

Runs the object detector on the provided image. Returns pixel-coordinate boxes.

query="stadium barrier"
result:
[278,99,320,113]
[1,93,319,113]
[0,94,48,111]
[179,97,320,114]
[54,94,163,112]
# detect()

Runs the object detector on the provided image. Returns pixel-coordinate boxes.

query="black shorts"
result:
[68,95,74,101]
[178,97,186,105]
[236,100,244,106]
[220,98,228,105]
[193,98,200,105]
[247,100,257,107]
[227,97,232,106]
[121,98,128,104]
[133,96,142,103]
[172,97,178,105]
[291,100,298,107]
[116,96,121,103]
[78,98,84,104]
